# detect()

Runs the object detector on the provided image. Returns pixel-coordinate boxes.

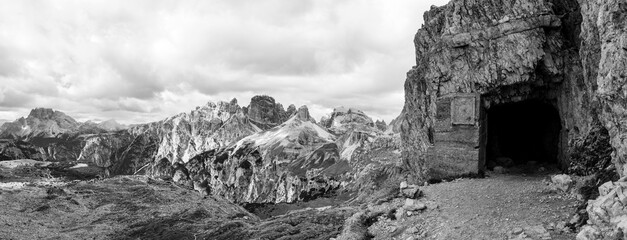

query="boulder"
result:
[551,174,573,192]
[172,169,188,183]
[400,181,408,189]
[401,183,422,199]
[394,207,406,220]
[404,198,426,211]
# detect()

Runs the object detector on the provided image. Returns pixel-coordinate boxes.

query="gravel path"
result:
[369,173,580,240]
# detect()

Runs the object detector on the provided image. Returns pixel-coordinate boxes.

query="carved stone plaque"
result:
[451,95,476,125]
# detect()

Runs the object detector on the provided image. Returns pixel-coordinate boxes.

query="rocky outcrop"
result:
[375,120,387,132]
[71,97,400,204]
[320,107,376,134]
[191,105,346,203]
[401,0,612,180]
[578,178,627,239]
[401,0,626,237]
[285,104,297,118]
[77,99,260,175]
[388,111,405,134]
[246,95,290,129]
[578,0,627,177]
[0,140,47,161]
[571,0,627,238]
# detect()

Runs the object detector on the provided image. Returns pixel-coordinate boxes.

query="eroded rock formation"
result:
[246,95,291,130]
[320,107,376,134]
[401,0,622,180]
[401,0,626,237]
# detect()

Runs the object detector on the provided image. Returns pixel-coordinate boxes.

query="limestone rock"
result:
[247,95,288,129]
[579,177,627,239]
[387,111,404,134]
[400,0,622,184]
[0,108,80,140]
[321,107,376,134]
[285,104,297,118]
[375,120,387,132]
[551,174,574,192]
[400,183,422,199]
[404,198,426,211]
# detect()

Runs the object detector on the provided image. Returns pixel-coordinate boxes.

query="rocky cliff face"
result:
[74,98,400,204]
[320,107,376,135]
[577,0,627,177]
[246,95,291,130]
[168,105,401,203]
[388,111,405,134]
[401,0,610,179]
[402,0,626,237]
[77,99,260,175]
[573,0,627,238]
[177,106,348,203]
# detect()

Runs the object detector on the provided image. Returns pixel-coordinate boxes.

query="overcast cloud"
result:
[0,0,448,124]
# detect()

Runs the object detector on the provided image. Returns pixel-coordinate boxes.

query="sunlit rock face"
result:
[400,0,621,180]
[320,107,376,135]
[75,97,401,204]
[77,99,260,174]
[185,106,348,203]
[387,111,405,134]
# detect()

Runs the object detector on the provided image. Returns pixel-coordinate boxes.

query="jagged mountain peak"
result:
[246,95,290,130]
[293,105,315,122]
[0,108,81,140]
[320,106,376,134]
[27,108,77,123]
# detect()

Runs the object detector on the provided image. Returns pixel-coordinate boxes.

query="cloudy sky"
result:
[0,0,448,124]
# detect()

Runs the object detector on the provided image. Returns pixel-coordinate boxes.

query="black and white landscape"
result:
[1,0,627,240]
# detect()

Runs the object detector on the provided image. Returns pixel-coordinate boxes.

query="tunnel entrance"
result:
[484,99,562,170]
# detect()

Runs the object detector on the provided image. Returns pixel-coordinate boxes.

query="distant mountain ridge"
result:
[0,95,403,204]
[0,108,127,140]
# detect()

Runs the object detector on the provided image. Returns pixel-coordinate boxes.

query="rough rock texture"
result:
[375,120,387,132]
[0,140,48,161]
[574,0,627,237]
[402,0,627,237]
[77,99,259,176]
[285,104,297,118]
[577,178,627,240]
[400,0,619,180]
[320,107,376,134]
[0,108,130,162]
[72,96,401,204]
[181,106,350,203]
[246,95,290,130]
[578,0,627,177]
[388,110,405,133]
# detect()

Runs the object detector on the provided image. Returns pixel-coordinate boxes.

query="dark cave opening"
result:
[485,100,562,170]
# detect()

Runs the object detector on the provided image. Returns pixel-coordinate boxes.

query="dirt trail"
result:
[369,173,580,240]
